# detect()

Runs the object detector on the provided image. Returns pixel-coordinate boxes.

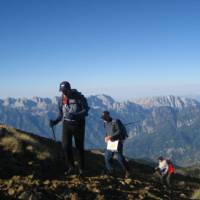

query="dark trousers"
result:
[160,173,173,189]
[62,120,85,170]
[105,142,128,172]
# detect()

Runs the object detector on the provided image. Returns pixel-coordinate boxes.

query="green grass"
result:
[192,188,200,199]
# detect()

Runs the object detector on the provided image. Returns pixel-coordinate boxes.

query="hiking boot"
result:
[101,168,115,176]
[106,169,115,176]
[125,170,131,178]
[78,168,84,177]
[101,169,107,176]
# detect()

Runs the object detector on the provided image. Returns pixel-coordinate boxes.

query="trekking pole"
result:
[51,126,56,141]
[124,121,140,126]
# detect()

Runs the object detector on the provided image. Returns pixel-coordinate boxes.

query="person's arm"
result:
[50,99,63,126]
[104,122,111,142]
[163,162,169,175]
[55,100,63,123]
[73,108,87,118]
[155,165,159,171]
[110,120,121,141]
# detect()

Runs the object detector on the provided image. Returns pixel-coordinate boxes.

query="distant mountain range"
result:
[1,94,200,166]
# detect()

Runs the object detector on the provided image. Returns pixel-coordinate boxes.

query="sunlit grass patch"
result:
[0,136,22,153]
[192,188,200,199]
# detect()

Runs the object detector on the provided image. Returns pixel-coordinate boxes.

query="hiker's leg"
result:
[74,120,85,170]
[115,142,129,171]
[168,173,174,198]
[115,151,128,171]
[105,150,114,172]
[160,174,166,185]
[62,121,74,169]
[166,173,172,189]
[158,174,167,192]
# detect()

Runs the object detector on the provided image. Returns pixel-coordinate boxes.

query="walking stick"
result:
[124,121,140,126]
[51,126,56,141]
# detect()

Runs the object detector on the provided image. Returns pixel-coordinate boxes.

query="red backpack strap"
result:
[62,95,69,105]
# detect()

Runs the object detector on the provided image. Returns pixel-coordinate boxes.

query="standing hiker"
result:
[101,111,130,178]
[49,81,89,175]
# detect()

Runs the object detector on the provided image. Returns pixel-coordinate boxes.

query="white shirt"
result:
[158,160,169,175]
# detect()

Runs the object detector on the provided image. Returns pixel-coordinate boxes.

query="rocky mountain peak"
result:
[133,95,200,109]
[87,94,115,109]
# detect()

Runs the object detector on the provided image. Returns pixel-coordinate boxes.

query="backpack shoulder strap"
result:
[116,119,129,138]
[71,89,90,115]
[112,119,117,124]
[114,119,122,127]
[111,119,119,128]
[112,119,121,130]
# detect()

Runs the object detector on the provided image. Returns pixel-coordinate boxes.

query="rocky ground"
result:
[0,125,200,200]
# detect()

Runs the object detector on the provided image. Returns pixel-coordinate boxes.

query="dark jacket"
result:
[104,119,123,141]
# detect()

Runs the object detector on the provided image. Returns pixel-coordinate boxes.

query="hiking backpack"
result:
[112,119,129,140]
[61,89,90,117]
[78,93,90,116]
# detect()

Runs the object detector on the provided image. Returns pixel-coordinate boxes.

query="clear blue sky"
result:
[0,0,200,100]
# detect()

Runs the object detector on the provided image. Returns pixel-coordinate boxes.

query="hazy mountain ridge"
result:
[133,95,200,109]
[1,95,200,166]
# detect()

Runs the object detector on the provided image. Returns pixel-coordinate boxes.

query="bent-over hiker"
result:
[155,156,174,189]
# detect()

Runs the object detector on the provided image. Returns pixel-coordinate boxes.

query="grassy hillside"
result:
[0,124,200,200]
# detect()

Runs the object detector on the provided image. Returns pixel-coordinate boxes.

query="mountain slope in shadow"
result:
[0,124,200,200]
